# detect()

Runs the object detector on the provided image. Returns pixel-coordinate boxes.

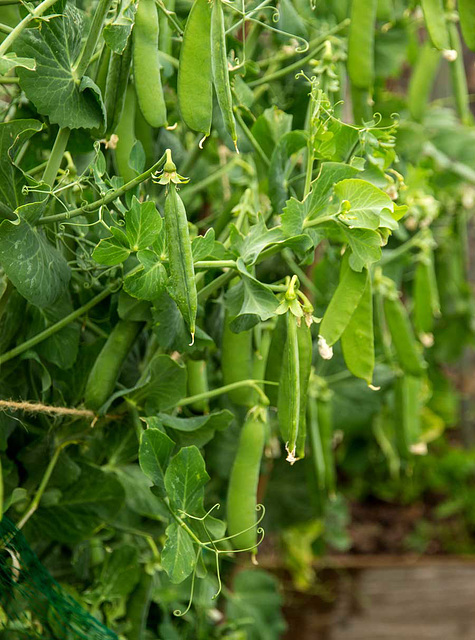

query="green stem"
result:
[233,107,270,167]
[37,152,168,225]
[303,214,336,229]
[249,42,328,88]
[155,0,183,35]
[282,248,317,296]
[42,127,71,187]
[179,379,270,408]
[0,23,13,34]
[0,0,21,5]
[194,260,236,269]
[0,76,18,84]
[380,232,422,265]
[180,157,243,198]
[0,283,117,366]
[0,0,61,57]
[73,0,112,79]
[197,270,234,302]
[303,138,315,199]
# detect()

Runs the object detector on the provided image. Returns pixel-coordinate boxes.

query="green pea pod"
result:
[341,270,375,385]
[221,311,254,406]
[158,0,175,77]
[211,0,238,150]
[177,0,212,136]
[383,294,426,376]
[264,314,287,407]
[278,312,300,462]
[408,41,440,122]
[421,0,450,50]
[85,319,143,411]
[459,0,475,51]
[295,321,313,459]
[227,408,266,554]
[105,40,133,136]
[447,21,472,125]
[126,572,153,640]
[164,182,197,340]
[308,396,326,494]
[133,0,167,128]
[319,253,368,353]
[115,83,137,183]
[308,386,335,497]
[94,43,111,95]
[347,0,377,89]
[186,359,209,413]
[414,257,434,337]
[395,375,423,457]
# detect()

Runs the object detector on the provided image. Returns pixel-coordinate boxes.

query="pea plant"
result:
[0,0,474,637]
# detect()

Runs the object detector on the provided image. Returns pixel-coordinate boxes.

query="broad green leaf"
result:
[232,259,280,321]
[0,119,43,212]
[269,130,307,213]
[0,219,70,307]
[95,545,140,601]
[32,465,125,543]
[164,445,209,514]
[103,0,136,53]
[125,197,162,251]
[152,292,214,352]
[139,424,175,496]
[161,522,196,584]
[342,227,382,271]
[123,250,167,301]
[14,4,105,130]
[155,409,234,447]
[251,106,293,159]
[128,354,187,413]
[192,228,215,262]
[0,53,35,74]
[115,465,169,519]
[93,238,131,265]
[335,179,396,230]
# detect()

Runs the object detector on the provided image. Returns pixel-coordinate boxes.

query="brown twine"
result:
[0,399,96,419]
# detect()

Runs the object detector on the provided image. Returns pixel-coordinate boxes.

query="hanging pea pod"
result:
[104,40,133,137]
[94,43,112,96]
[395,374,424,457]
[264,314,287,407]
[114,83,137,183]
[295,320,313,459]
[211,0,238,150]
[421,0,450,50]
[459,0,475,51]
[341,270,375,386]
[408,40,440,122]
[227,407,267,555]
[308,377,335,498]
[221,310,254,406]
[383,291,426,376]
[347,0,378,89]
[414,253,437,339]
[133,0,167,128]
[278,311,301,463]
[447,20,472,125]
[177,0,212,137]
[186,359,209,413]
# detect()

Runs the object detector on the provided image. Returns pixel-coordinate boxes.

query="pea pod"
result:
[164,182,197,340]
[186,359,209,413]
[211,0,238,150]
[227,408,266,554]
[347,0,377,89]
[278,312,300,462]
[295,320,313,459]
[264,314,287,407]
[84,319,143,411]
[421,0,450,51]
[127,572,153,640]
[395,374,423,457]
[115,83,137,183]
[133,0,167,128]
[177,0,212,136]
[414,257,435,337]
[447,20,472,125]
[104,40,133,136]
[308,383,335,497]
[459,0,475,51]
[341,270,375,385]
[94,43,111,96]
[383,294,426,376]
[221,310,254,406]
[408,41,440,122]
[319,253,368,355]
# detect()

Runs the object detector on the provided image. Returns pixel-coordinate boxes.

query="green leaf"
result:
[115,465,169,519]
[155,409,234,447]
[161,522,196,584]
[96,545,140,601]
[125,197,163,251]
[103,0,136,54]
[0,53,36,74]
[93,237,131,265]
[123,250,167,301]
[152,292,213,352]
[233,258,280,321]
[128,354,187,413]
[342,227,382,271]
[269,130,307,213]
[335,179,396,230]
[192,228,215,262]
[139,424,175,497]
[0,219,70,307]
[165,445,209,514]
[14,4,105,130]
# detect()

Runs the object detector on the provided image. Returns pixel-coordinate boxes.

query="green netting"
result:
[0,517,117,640]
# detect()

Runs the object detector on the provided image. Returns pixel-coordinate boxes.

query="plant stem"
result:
[282,248,317,295]
[233,108,270,167]
[380,231,422,265]
[155,0,183,35]
[0,23,12,34]
[0,283,117,366]
[0,0,61,57]
[197,270,234,302]
[179,379,269,407]
[180,157,242,198]
[42,127,71,187]
[194,260,236,269]
[249,42,327,88]
[73,0,112,79]
[0,76,18,84]
[37,152,168,225]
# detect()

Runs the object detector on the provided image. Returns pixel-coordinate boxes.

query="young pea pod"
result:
[104,40,133,136]
[383,293,426,376]
[395,374,424,457]
[84,319,143,411]
[115,83,137,183]
[164,182,197,340]
[94,43,111,96]
[295,320,313,459]
[347,0,377,89]
[408,41,440,122]
[414,252,440,339]
[221,310,254,406]
[133,0,167,128]
[186,359,209,413]
[178,0,212,137]
[308,381,335,498]
[447,20,472,125]
[211,0,238,150]
[264,314,287,407]
[459,0,475,51]
[421,0,450,51]
[278,312,301,463]
[318,253,368,358]
[227,407,266,554]
[341,270,375,386]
